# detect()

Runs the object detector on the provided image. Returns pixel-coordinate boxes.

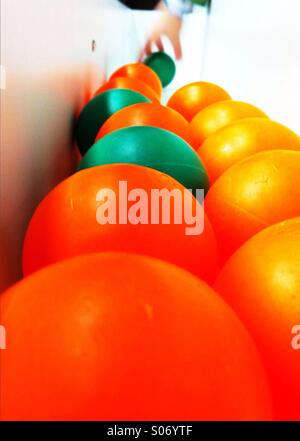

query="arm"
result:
[142,0,193,60]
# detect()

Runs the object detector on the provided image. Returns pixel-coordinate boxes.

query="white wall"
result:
[0,0,136,290]
[202,0,300,133]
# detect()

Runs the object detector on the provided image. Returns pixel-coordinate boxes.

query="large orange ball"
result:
[95,102,194,147]
[1,253,272,420]
[205,150,300,260]
[94,77,160,103]
[215,217,300,420]
[23,164,220,281]
[110,63,162,99]
[167,81,231,122]
[198,118,300,184]
[191,101,268,148]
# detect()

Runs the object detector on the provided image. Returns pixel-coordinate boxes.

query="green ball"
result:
[192,0,209,6]
[77,126,210,195]
[144,52,176,88]
[75,89,150,156]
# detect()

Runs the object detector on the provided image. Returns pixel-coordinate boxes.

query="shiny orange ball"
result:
[191,100,268,148]
[215,217,300,420]
[167,81,231,122]
[205,150,300,260]
[96,102,194,147]
[94,77,160,103]
[2,252,272,420]
[110,63,162,98]
[23,164,220,282]
[198,118,300,184]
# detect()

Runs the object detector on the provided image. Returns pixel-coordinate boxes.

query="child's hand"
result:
[141,12,183,60]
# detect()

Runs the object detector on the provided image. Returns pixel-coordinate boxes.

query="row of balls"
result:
[1,53,300,421]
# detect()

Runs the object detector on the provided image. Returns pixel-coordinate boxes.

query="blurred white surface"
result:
[202,0,300,133]
[0,0,131,290]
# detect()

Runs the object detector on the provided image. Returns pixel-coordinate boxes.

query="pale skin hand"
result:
[141,1,183,60]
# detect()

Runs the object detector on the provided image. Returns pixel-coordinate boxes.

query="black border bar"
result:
[1,422,300,438]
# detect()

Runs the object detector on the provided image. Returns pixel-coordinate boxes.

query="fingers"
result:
[139,36,164,61]
[144,39,153,56]
[156,37,164,52]
[138,40,152,61]
[145,36,164,54]
[173,37,182,60]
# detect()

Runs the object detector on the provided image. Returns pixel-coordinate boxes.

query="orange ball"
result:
[167,81,231,122]
[94,77,160,103]
[110,63,162,99]
[95,102,194,148]
[191,101,268,148]
[215,217,300,420]
[205,150,300,260]
[2,252,272,420]
[198,118,300,184]
[23,164,220,282]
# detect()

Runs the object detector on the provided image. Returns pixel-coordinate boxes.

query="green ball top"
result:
[192,0,209,5]
[77,126,209,195]
[144,52,176,88]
